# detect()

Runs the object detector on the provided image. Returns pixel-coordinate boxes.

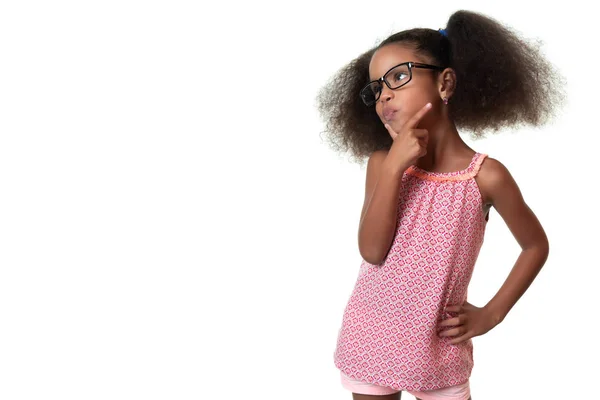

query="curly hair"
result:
[315,10,566,165]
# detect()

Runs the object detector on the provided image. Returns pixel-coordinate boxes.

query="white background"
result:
[0,1,597,399]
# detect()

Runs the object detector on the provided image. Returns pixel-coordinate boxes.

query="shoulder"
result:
[367,149,389,165]
[364,149,390,174]
[475,156,520,206]
[475,155,548,250]
[478,156,510,181]
[363,149,391,191]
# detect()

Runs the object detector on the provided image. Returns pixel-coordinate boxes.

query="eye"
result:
[393,72,408,82]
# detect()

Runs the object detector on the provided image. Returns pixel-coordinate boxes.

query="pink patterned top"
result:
[333,152,489,391]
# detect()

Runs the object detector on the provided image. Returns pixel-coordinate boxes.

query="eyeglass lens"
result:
[361,64,411,105]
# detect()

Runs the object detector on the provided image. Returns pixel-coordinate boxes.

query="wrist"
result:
[381,159,410,177]
[483,303,507,326]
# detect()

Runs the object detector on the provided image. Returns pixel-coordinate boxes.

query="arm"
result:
[477,158,550,325]
[357,150,409,265]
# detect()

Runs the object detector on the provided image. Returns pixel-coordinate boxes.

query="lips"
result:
[383,108,397,121]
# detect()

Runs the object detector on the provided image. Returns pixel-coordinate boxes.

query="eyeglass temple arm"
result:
[411,62,444,70]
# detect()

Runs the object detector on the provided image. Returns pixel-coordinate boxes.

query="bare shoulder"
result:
[359,149,390,222]
[475,156,521,207]
[364,149,390,191]
[475,155,548,250]
[367,149,389,167]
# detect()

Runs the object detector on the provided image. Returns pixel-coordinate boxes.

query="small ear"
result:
[438,67,457,99]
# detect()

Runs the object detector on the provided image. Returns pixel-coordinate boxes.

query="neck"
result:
[415,117,471,170]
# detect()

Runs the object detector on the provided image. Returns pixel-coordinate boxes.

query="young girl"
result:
[316,10,564,400]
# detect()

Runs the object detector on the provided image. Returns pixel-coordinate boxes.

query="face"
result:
[368,44,441,129]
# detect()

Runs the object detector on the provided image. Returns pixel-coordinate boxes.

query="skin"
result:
[349,43,549,399]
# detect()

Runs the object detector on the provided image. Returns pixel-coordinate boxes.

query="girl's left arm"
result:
[476,157,550,325]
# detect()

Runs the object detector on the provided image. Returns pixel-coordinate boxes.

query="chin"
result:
[387,118,406,128]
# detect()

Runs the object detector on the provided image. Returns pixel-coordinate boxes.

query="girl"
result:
[316,10,564,400]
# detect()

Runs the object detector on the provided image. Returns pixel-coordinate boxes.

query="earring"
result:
[442,97,449,105]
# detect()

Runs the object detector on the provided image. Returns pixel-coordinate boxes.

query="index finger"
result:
[405,102,432,129]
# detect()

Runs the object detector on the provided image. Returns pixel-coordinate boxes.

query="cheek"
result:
[397,107,421,123]
[403,83,438,103]
[394,106,432,128]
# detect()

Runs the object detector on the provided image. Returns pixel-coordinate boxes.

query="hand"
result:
[437,301,500,345]
[383,102,431,173]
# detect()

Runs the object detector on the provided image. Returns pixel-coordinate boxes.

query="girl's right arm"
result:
[357,103,432,265]
[357,150,409,265]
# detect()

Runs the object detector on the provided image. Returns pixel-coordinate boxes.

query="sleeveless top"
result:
[333,152,489,391]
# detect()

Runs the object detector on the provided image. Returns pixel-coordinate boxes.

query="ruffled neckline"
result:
[405,152,485,181]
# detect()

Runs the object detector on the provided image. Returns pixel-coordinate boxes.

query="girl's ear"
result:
[438,68,457,100]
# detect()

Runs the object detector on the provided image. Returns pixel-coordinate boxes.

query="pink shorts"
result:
[340,371,470,400]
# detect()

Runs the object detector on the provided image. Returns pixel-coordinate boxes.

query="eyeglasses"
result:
[359,62,444,106]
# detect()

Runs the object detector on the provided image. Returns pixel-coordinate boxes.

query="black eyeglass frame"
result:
[360,62,445,106]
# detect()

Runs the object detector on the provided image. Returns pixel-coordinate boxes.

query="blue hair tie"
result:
[438,28,447,37]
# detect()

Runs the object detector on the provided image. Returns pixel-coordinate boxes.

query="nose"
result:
[379,84,394,103]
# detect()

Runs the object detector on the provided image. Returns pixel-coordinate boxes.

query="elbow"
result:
[358,227,391,266]
[534,234,550,257]
[359,247,386,266]
[537,227,550,259]
[523,238,550,264]
[540,239,550,263]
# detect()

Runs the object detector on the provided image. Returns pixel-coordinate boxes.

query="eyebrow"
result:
[368,62,408,82]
